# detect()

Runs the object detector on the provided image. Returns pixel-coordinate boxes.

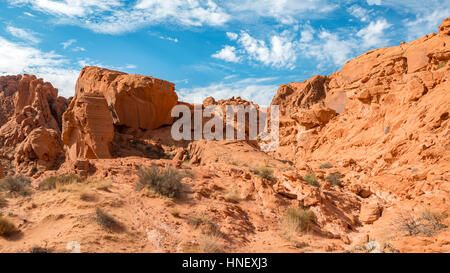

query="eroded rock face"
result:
[0,164,4,179]
[0,74,68,175]
[270,18,450,239]
[15,127,64,173]
[62,67,178,162]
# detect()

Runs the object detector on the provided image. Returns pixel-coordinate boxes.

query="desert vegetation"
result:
[136,165,184,198]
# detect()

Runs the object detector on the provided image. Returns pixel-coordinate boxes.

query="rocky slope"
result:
[0,19,449,253]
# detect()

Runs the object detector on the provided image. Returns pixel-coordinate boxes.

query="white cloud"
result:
[0,35,78,97]
[125,64,137,69]
[9,0,123,17]
[367,0,381,5]
[302,31,355,67]
[347,5,371,22]
[357,18,391,49]
[178,77,279,106]
[226,0,337,24]
[9,0,231,34]
[6,26,41,44]
[72,46,86,52]
[226,32,238,40]
[159,35,179,43]
[61,39,76,49]
[7,0,340,34]
[300,24,315,43]
[237,31,297,69]
[404,8,450,41]
[212,45,241,63]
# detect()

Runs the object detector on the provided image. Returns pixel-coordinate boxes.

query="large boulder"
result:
[15,127,64,173]
[62,67,178,162]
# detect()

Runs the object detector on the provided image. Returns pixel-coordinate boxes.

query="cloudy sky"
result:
[0,0,449,105]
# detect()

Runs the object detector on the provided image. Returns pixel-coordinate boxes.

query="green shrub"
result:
[0,175,31,196]
[0,216,19,237]
[325,173,342,186]
[319,163,333,169]
[136,165,184,198]
[251,166,276,181]
[38,174,82,191]
[437,61,447,70]
[303,173,320,187]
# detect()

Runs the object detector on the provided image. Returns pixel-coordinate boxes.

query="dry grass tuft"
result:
[38,174,82,191]
[223,188,241,204]
[282,207,315,239]
[0,216,19,237]
[136,165,184,198]
[0,175,32,196]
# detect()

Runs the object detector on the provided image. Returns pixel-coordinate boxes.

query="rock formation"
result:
[270,18,450,238]
[0,19,449,253]
[62,67,178,163]
[0,74,68,175]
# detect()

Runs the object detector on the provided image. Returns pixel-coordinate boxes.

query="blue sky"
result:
[0,0,449,106]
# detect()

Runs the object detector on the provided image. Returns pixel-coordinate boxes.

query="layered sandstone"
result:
[62,67,178,162]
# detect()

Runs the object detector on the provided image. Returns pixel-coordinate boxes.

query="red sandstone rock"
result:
[62,67,178,162]
[0,74,68,175]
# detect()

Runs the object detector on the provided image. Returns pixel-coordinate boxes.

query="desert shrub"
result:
[251,166,275,181]
[38,174,82,191]
[319,163,333,169]
[187,214,211,228]
[325,173,342,186]
[0,216,19,237]
[437,61,447,70]
[303,173,320,187]
[136,165,183,198]
[384,126,390,134]
[30,247,52,253]
[282,207,315,237]
[200,235,224,253]
[95,208,123,231]
[419,210,448,236]
[169,208,181,218]
[0,175,31,196]
[87,177,113,191]
[187,214,221,237]
[223,188,241,204]
[397,210,448,236]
